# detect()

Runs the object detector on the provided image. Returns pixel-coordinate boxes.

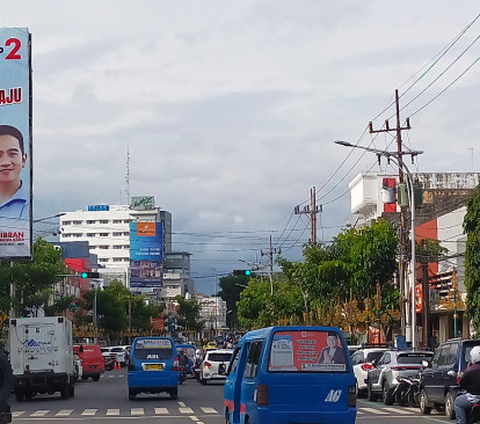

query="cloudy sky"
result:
[2,1,480,293]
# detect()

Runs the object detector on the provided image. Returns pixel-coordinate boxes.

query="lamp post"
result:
[334,140,422,348]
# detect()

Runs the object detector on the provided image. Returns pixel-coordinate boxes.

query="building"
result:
[59,201,192,299]
[348,171,480,345]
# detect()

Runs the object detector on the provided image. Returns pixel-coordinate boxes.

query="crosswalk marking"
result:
[154,408,169,414]
[131,408,144,415]
[81,408,97,416]
[56,409,73,416]
[200,407,217,413]
[361,407,389,415]
[30,410,49,417]
[179,407,194,414]
[12,411,24,417]
[106,409,120,416]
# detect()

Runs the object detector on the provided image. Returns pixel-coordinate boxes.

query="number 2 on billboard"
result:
[0,38,22,60]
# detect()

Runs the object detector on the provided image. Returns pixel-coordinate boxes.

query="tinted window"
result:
[228,347,241,374]
[207,352,232,362]
[437,347,450,367]
[366,351,385,363]
[397,353,432,364]
[245,341,263,379]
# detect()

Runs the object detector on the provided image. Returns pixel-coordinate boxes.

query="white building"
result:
[59,202,191,299]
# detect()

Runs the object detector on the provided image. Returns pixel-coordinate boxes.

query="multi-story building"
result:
[58,201,192,299]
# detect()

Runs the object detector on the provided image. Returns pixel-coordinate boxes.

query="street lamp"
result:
[334,140,422,348]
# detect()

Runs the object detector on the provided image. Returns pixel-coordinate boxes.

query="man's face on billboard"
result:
[0,134,27,184]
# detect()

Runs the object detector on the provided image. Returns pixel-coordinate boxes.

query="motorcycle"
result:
[394,375,421,407]
[179,366,187,385]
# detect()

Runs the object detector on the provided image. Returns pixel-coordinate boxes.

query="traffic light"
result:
[233,270,251,276]
[81,271,100,278]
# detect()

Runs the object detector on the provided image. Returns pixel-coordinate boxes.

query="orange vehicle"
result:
[73,344,105,381]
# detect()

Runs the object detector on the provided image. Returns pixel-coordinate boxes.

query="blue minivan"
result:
[224,326,357,424]
[127,337,179,399]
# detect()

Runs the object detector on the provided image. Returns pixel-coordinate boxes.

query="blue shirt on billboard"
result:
[0,180,29,220]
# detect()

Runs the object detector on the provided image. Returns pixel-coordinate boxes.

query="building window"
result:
[72,221,83,225]
[63,221,72,225]
[112,232,123,236]
[99,220,109,224]
[123,219,131,224]
[99,246,109,249]
[99,258,109,263]
[86,220,96,224]
[99,233,109,237]
[86,233,95,237]
[113,220,122,224]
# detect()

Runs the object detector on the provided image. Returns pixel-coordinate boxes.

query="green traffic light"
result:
[245,270,251,276]
[81,272,88,278]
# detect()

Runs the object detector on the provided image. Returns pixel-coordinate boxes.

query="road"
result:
[10,368,457,424]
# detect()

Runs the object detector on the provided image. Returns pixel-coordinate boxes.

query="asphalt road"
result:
[9,368,458,424]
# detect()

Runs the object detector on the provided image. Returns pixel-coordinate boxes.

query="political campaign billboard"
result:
[0,28,32,259]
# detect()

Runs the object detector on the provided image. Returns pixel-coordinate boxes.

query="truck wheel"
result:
[92,374,100,382]
[0,351,13,405]
[445,392,455,420]
[69,385,75,398]
[61,384,70,400]
[14,390,24,402]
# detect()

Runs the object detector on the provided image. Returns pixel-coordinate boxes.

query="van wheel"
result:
[128,389,136,400]
[445,392,456,419]
[419,390,432,415]
[92,374,100,382]
[225,410,231,424]
[69,384,75,398]
[170,388,178,399]
[81,375,89,380]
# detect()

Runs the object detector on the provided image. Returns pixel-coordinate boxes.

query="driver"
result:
[454,345,480,424]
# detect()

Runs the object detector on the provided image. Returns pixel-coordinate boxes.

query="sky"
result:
[2,1,480,294]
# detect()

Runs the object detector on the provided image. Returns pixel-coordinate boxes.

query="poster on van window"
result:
[269,330,347,372]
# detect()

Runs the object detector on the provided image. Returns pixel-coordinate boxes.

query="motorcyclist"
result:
[455,345,480,424]
[178,349,189,385]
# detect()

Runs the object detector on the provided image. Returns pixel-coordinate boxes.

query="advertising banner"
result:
[269,330,348,372]
[129,222,163,288]
[0,28,32,259]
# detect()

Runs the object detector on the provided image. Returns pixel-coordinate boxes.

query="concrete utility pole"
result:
[368,89,412,341]
[261,235,281,295]
[295,186,323,246]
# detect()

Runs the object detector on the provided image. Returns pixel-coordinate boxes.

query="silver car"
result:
[199,349,233,384]
[366,349,432,405]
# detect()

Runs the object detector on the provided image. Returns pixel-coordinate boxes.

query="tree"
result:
[217,274,249,329]
[463,184,480,334]
[0,237,67,315]
[174,296,204,334]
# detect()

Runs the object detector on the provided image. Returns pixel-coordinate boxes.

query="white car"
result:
[106,346,130,367]
[351,347,389,397]
[199,349,233,384]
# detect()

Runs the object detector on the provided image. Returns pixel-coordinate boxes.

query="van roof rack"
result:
[360,342,390,348]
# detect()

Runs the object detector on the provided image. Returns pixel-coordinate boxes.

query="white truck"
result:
[9,316,76,401]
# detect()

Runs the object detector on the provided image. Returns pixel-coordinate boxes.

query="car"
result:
[198,349,233,384]
[419,338,480,419]
[74,344,105,381]
[366,349,433,405]
[101,346,128,367]
[127,337,180,399]
[351,346,390,397]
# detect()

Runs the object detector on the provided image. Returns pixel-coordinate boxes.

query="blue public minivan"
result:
[224,326,357,424]
[127,337,179,399]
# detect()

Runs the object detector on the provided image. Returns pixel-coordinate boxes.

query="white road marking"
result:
[81,408,98,416]
[106,409,120,415]
[154,408,169,414]
[56,409,73,416]
[131,408,144,415]
[30,410,49,417]
[179,407,194,414]
[200,407,217,413]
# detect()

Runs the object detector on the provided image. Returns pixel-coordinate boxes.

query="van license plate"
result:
[145,364,163,371]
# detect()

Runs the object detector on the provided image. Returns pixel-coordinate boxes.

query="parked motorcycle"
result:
[394,375,421,407]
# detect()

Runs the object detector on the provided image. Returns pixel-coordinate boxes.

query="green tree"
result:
[0,237,67,315]
[464,184,480,334]
[218,274,249,329]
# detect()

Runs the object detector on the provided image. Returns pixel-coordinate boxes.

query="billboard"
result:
[0,28,32,259]
[129,222,163,288]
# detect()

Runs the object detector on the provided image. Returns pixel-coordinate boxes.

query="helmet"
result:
[470,345,480,364]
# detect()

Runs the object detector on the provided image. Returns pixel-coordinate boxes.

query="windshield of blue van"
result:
[133,339,174,360]
[269,330,348,372]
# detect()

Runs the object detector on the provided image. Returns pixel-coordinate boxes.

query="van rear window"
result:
[133,339,174,360]
[269,330,347,372]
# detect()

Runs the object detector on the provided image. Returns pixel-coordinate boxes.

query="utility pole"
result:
[368,89,413,342]
[261,235,281,295]
[295,186,323,246]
